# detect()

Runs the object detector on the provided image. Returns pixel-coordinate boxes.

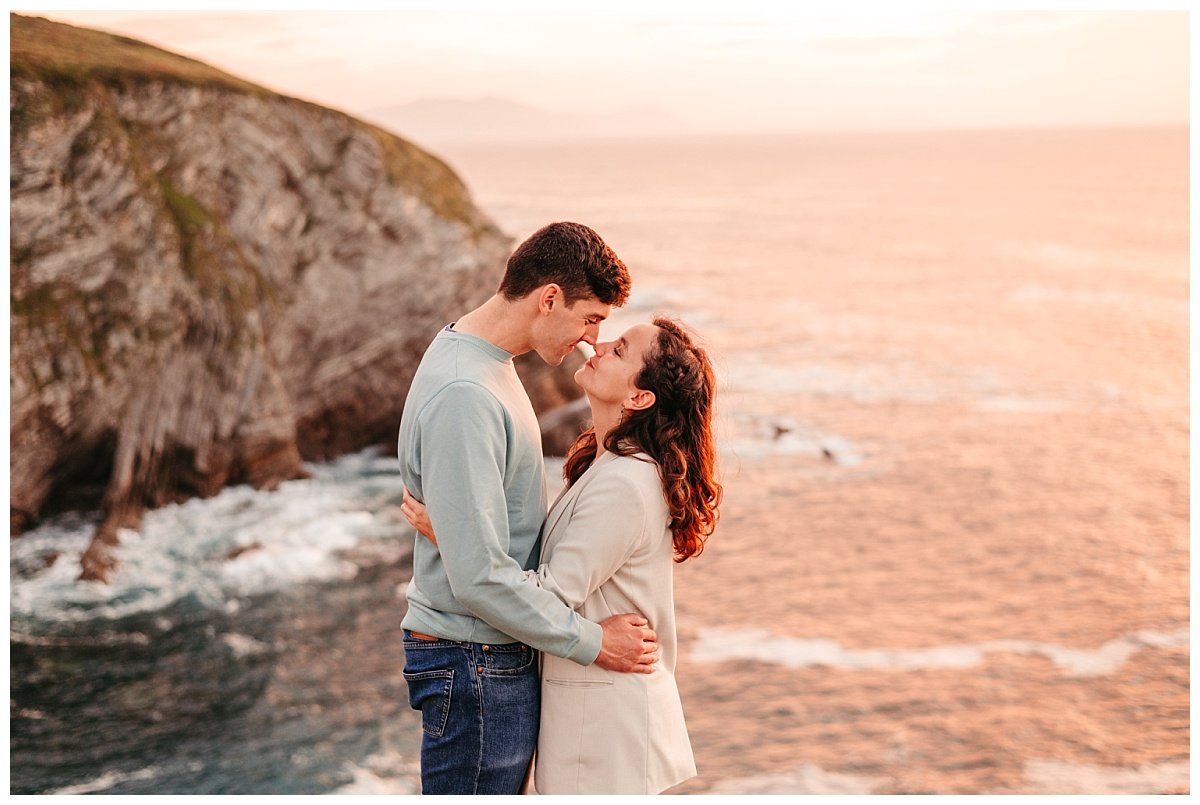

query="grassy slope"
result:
[9,13,490,233]
[10,13,266,94]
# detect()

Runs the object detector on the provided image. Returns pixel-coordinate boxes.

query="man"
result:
[397,222,659,794]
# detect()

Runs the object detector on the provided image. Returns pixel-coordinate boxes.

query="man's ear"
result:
[624,388,656,412]
[538,284,561,314]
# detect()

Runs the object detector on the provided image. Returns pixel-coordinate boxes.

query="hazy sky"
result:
[25,6,1192,133]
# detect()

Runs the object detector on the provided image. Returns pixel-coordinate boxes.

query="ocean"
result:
[9,127,1189,794]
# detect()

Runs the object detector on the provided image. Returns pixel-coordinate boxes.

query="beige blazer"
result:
[527,450,696,795]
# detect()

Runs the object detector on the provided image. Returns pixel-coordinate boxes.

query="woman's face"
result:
[574,322,659,408]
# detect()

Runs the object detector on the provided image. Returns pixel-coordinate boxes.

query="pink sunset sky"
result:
[18,6,1193,134]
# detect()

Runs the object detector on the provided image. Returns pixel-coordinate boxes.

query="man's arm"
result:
[416,382,612,665]
[403,481,658,672]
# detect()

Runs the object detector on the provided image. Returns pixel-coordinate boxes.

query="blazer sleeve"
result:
[523,465,650,610]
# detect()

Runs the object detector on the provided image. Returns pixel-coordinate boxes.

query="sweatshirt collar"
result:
[441,323,515,363]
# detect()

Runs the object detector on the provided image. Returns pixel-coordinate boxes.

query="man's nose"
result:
[581,324,601,346]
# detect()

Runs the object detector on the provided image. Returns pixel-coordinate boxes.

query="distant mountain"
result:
[361,96,682,143]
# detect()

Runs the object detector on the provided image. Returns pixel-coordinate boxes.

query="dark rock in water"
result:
[8,14,587,579]
[77,498,150,583]
[538,396,591,458]
[518,348,591,456]
[226,543,264,561]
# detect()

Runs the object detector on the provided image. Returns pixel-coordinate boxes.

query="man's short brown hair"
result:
[498,222,631,306]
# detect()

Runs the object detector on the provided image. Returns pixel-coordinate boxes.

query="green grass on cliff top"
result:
[10,13,494,234]
[11,13,266,94]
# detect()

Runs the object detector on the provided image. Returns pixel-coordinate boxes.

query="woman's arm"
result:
[402,486,436,545]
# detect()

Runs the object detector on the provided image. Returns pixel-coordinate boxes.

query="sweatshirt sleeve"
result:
[416,380,603,665]
[522,467,648,610]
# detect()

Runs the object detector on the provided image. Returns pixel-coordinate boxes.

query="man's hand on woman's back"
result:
[595,613,659,673]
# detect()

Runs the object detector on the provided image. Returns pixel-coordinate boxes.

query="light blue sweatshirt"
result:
[397,326,602,665]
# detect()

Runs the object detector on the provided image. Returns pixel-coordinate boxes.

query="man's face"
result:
[533,295,611,366]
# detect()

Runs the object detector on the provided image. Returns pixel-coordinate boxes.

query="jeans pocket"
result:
[403,669,454,737]
[480,643,535,676]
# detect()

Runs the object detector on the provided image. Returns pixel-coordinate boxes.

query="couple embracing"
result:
[396,222,721,795]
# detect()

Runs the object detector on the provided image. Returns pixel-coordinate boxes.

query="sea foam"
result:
[691,626,1190,677]
[10,449,410,627]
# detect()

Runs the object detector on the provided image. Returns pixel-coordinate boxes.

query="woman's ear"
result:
[624,388,656,412]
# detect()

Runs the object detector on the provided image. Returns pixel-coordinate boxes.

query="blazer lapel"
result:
[539,483,581,559]
[539,452,617,560]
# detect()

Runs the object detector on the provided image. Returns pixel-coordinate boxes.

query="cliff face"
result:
[9,15,586,581]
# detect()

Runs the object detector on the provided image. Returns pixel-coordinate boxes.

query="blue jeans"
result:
[402,630,540,794]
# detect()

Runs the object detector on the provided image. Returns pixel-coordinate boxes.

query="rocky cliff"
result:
[9,14,587,582]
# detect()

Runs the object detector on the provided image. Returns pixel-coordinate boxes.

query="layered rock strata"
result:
[10,15,588,581]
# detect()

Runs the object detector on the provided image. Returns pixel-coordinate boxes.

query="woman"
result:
[402,316,721,794]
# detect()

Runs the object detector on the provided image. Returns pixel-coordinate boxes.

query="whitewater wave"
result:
[10,449,412,628]
[691,626,1190,677]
